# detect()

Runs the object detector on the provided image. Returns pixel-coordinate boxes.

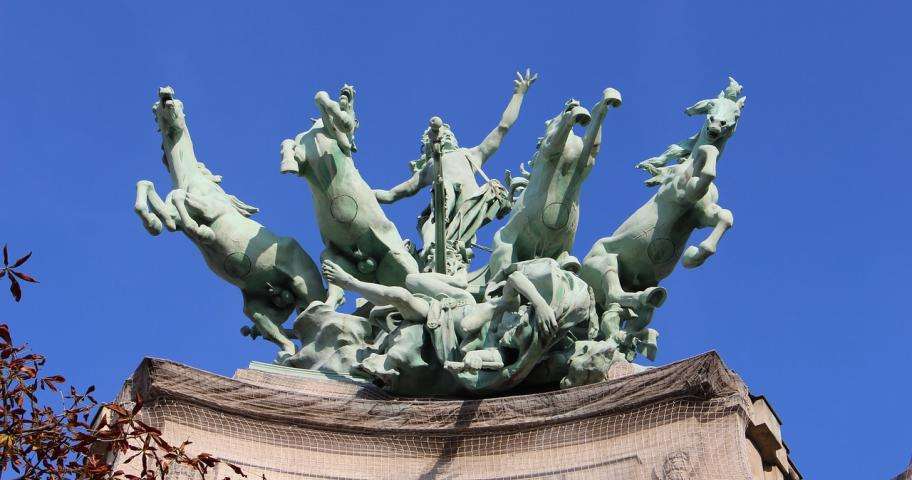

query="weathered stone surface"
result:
[104,352,800,479]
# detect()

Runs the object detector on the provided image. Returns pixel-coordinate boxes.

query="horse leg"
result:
[684,145,719,202]
[170,189,215,243]
[278,238,328,308]
[594,252,667,309]
[280,138,300,175]
[134,180,165,235]
[682,202,733,269]
[243,293,297,364]
[576,88,622,170]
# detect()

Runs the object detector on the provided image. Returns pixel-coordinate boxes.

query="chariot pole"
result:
[428,116,447,274]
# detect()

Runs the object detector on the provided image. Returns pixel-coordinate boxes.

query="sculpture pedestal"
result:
[107,352,800,479]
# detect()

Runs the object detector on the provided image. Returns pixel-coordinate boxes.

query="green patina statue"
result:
[134,87,326,363]
[279,85,419,308]
[635,77,745,185]
[487,87,622,278]
[373,70,537,276]
[135,75,744,397]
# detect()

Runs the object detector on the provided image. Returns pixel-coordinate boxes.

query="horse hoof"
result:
[143,217,163,236]
[641,287,667,308]
[682,245,708,268]
[275,351,294,366]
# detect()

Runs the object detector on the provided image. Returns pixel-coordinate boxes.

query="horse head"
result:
[536,99,591,156]
[684,77,746,143]
[153,86,186,140]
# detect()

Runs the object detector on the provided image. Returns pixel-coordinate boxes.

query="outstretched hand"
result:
[635,158,662,172]
[533,300,558,342]
[514,68,538,94]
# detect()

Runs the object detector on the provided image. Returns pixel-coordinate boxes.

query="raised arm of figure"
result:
[374,168,430,204]
[468,69,537,166]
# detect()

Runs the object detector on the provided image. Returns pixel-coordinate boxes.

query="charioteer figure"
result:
[373,70,538,276]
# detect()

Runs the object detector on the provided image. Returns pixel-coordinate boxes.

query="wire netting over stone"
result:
[107,352,797,479]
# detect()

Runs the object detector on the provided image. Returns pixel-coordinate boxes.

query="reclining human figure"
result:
[321,257,594,395]
[280,85,418,308]
[487,87,621,279]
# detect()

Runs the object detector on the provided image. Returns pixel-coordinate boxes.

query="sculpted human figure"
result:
[373,70,538,270]
[487,88,622,278]
[635,77,746,185]
[322,257,595,395]
[280,85,418,307]
[134,87,326,362]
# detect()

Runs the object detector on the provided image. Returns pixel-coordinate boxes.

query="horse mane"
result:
[197,162,259,217]
[227,194,259,217]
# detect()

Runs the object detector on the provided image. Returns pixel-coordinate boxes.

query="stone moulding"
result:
[104,352,801,479]
[130,352,742,433]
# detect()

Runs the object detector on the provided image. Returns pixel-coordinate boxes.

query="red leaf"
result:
[13,271,37,283]
[9,274,21,302]
[0,324,11,344]
[226,462,247,478]
[0,270,5,279]
[132,391,144,415]
[107,403,129,416]
[11,252,31,268]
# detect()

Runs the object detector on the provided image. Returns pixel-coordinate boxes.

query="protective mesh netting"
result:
[112,352,757,479]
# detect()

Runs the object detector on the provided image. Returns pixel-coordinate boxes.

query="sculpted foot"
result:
[322,260,357,291]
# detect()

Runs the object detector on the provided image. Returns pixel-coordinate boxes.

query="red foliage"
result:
[1,246,38,302]
[1,303,254,478]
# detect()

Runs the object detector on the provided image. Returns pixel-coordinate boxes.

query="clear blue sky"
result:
[1,2,908,477]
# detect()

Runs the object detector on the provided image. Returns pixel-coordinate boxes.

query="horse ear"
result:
[684,99,712,116]
[717,90,726,99]
[736,96,747,109]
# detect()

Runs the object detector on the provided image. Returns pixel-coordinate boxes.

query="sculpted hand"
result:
[513,68,538,95]
[533,300,558,341]
[636,158,663,173]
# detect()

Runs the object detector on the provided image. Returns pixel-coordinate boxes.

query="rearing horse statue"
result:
[280,85,419,308]
[580,79,745,320]
[580,144,730,310]
[487,87,622,279]
[134,87,326,363]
